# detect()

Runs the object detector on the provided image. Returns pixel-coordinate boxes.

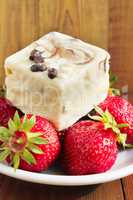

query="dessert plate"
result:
[0,149,133,186]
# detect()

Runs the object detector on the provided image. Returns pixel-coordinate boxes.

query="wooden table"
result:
[0,174,132,200]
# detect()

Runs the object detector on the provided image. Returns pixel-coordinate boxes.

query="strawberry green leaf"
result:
[104,123,112,130]
[117,133,127,147]
[88,114,102,121]
[94,106,104,116]
[28,144,44,154]
[13,153,20,170]
[20,115,29,131]
[21,149,36,165]
[112,118,117,127]
[0,148,10,161]
[104,110,113,122]
[118,124,129,128]
[125,143,133,148]
[8,118,17,134]
[21,115,36,132]
[112,126,120,134]
[29,137,48,145]
[109,72,118,87]
[13,111,21,129]
[91,106,129,147]
[109,88,120,96]
[0,127,9,134]
[29,116,36,129]
[0,127,10,141]
[102,114,109,123]
[27,132,43,139]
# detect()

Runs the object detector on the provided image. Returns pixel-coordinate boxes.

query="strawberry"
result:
[0,112,61,172]
[61,120,118,175]
[99,96,133,144]
[0,97,23,127]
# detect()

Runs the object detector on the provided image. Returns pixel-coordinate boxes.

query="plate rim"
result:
[0,162,133,186]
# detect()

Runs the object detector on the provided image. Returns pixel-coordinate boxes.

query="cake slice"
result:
[5,32,110,130]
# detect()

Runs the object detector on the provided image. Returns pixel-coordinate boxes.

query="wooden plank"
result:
[87,181,124,200]
[77,0,108,48]
[0,0,39,87]
[39,0,108,48]
[122,175,133,200]
[0,175,92,200]
[109,0,133,93]
[0,175,124,200]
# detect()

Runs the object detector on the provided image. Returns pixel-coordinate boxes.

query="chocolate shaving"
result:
[58,47,94,65]
[35,38,94,65]
[35,38,58,59]
[75,51,94,65]
[99,56,108,73]
[57,48,75,59]
[104,56,108,72]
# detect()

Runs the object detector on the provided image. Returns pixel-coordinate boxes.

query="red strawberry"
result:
[0,112,61,172]
[0,97,23,127]
[99,96,133,144]
[61,120,118,175]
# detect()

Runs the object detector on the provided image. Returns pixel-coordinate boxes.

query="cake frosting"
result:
[5,32,110,130]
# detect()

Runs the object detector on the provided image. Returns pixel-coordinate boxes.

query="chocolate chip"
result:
[30,64,47,72]
[34,54,44,63]
[48,68,57,79]
[29,49,44,63]
[29,49,38,61]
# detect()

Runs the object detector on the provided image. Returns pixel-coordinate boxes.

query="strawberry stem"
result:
[88,106,129,148]
[0,111,48,170]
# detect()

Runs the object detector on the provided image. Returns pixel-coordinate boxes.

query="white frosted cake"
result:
[5,32,110,130]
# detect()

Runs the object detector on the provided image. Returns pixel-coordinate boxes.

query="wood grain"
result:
[0,175,124,200]
[122,175,133,200]
[0,0,39,87]
[77,0,108,48]
[88,180,124,200]
[39,0,108,48]
[109,0,133,93]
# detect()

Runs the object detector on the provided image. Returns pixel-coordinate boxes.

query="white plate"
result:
[0,149,133,186]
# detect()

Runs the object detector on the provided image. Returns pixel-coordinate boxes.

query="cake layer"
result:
[5,32,110,130]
